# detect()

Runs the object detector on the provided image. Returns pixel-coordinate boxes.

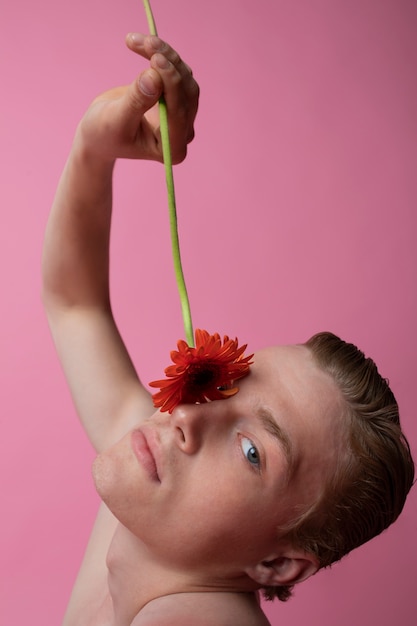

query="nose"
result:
[170,403,206,454]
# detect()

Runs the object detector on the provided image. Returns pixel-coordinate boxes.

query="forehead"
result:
[242,344,338,412]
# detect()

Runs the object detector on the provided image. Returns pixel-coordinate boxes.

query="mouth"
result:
[131,429,161,483]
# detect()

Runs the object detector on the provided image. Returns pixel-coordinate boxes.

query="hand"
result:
[75,33,199,164]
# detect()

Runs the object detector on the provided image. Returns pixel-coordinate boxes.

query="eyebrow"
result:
[257,407,293,470]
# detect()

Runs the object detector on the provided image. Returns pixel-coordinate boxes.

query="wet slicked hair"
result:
[264,332,414,602]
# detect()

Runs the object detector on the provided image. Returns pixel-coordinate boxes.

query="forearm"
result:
[42,139,154,450]
[42,138,115,312]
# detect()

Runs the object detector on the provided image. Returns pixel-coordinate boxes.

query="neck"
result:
[106,522,184,623]
[106,522,257,624]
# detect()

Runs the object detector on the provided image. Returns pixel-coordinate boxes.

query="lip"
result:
[131,428,161,483]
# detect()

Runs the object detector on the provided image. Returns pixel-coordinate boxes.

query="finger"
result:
[146,38,199,121]
[127,34,198,110]
[126,33,191,81]
[126,33,199,162]
[142,61,193,163]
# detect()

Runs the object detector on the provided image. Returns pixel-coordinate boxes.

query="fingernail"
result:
[139,71,157,95]
[128,32,145,45]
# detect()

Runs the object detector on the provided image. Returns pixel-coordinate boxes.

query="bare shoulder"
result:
[131,591,271,626]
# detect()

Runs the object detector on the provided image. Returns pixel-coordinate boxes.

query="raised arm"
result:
[42,34,199,452]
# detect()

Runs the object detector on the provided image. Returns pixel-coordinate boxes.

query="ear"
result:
[245,550,319,588]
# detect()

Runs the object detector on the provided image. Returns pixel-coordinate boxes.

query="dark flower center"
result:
[187,362,219,388]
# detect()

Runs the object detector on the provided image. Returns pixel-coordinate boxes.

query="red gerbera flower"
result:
[149,329,253,413]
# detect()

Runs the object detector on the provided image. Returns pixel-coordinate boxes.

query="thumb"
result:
[126,67,163,115]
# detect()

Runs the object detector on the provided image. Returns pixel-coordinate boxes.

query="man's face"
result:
[93,344,347,578]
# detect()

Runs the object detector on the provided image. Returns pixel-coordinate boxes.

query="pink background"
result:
[1,0,416,624]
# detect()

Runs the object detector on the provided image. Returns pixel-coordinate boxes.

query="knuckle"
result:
[169,70,182,87]
[189,80,200,101]
[171,145,187,164]
[169,50,181,66]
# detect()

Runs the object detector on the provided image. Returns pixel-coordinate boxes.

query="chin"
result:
[91,450,122,500]
[91,454,125,521]
[91,453,108,499]
[91,450,144,535]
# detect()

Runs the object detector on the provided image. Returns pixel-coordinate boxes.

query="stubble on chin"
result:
[91,452,114,501]
[92,454,103,494]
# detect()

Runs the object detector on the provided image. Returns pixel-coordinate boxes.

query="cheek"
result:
[159,467,273,563]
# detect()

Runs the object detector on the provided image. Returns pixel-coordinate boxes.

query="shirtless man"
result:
[42,33,414,625]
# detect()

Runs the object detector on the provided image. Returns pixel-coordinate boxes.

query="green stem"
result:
[143,0,194,347]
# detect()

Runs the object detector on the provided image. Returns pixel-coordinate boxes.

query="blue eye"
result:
[241,437,261,468]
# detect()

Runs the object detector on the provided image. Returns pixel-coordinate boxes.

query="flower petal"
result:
[149,329,253,413]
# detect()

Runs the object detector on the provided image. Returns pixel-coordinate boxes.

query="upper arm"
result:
[46,303,155,452]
